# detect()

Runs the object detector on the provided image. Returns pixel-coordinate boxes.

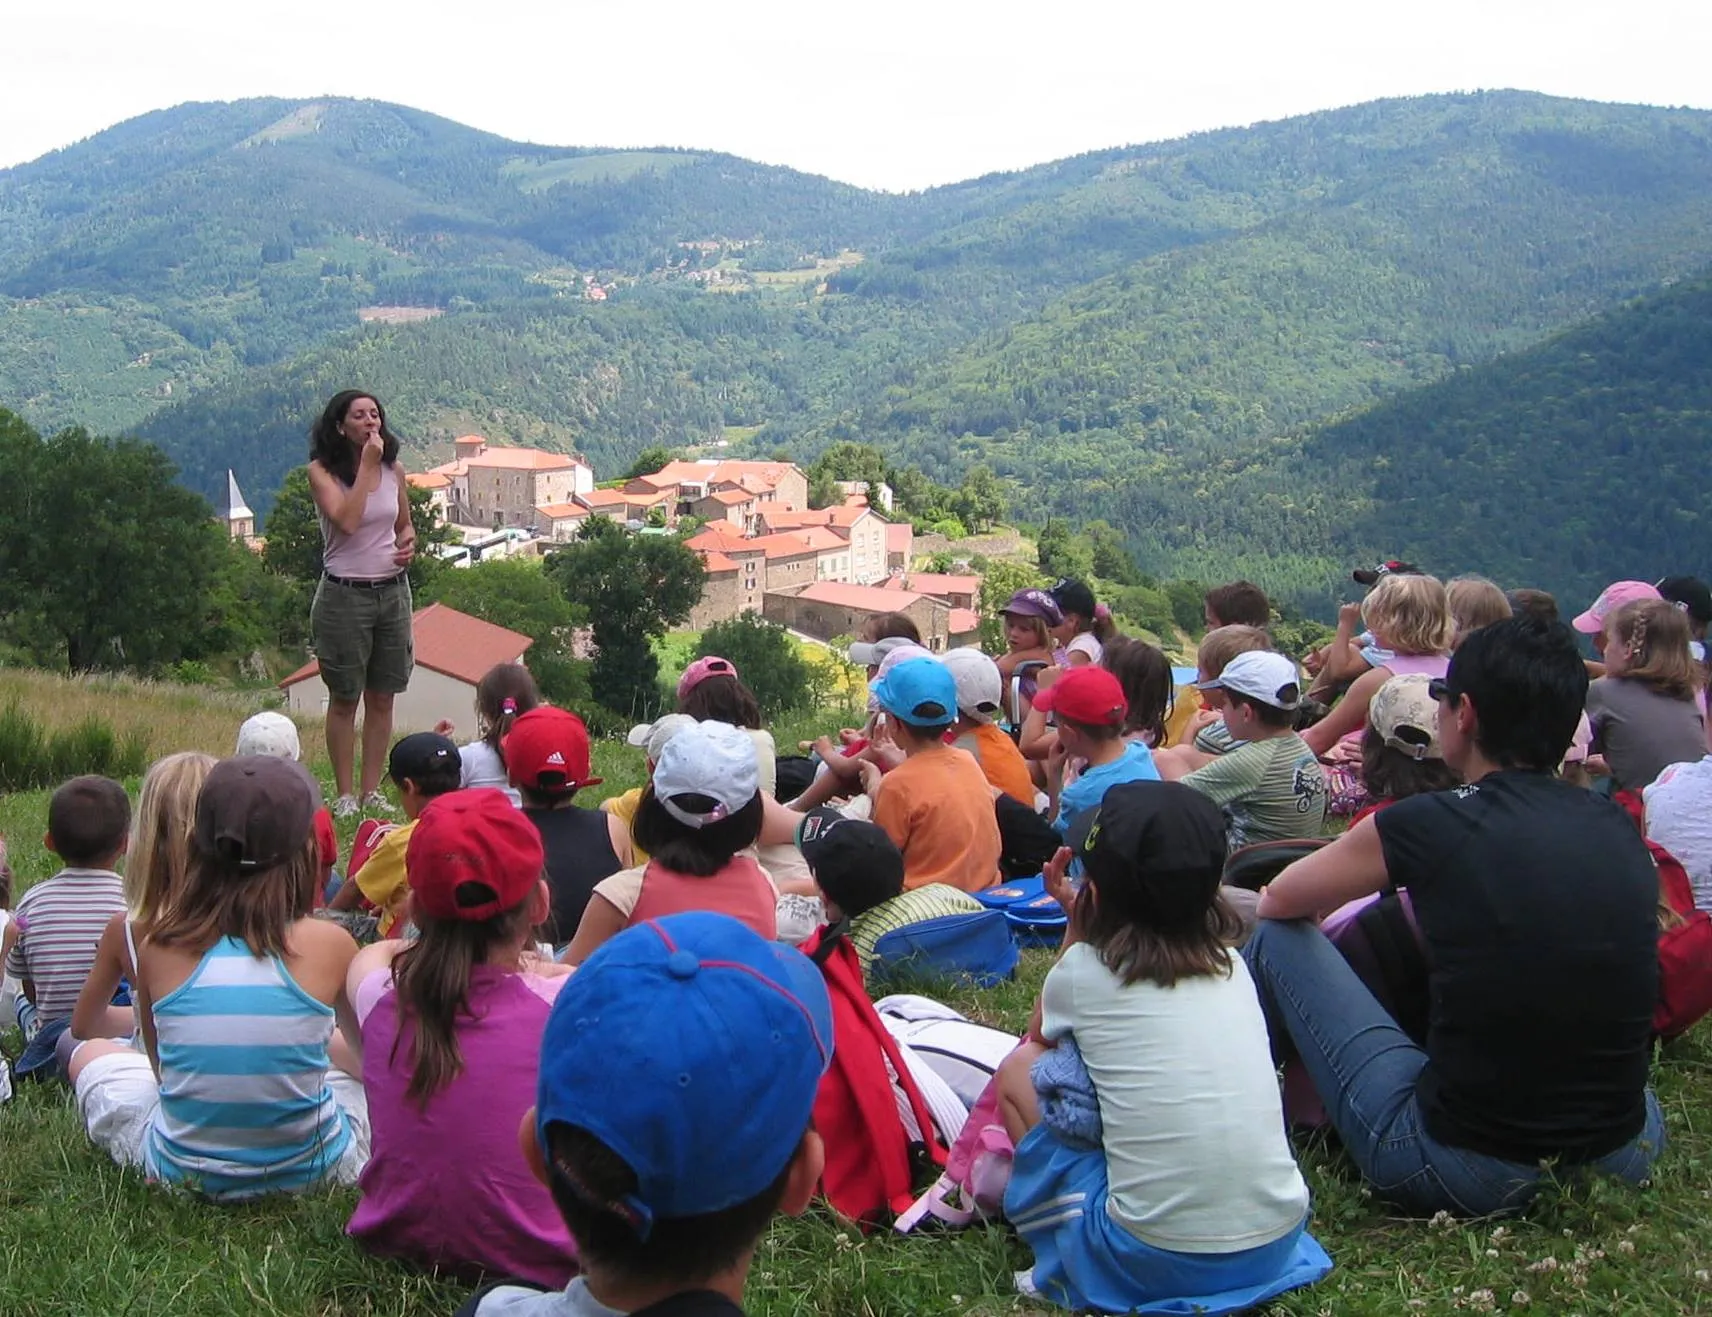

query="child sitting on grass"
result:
[997,781,1330,1314]
[346,789,576,1286]
[942,646,1035,806]
[1587,599,1707,792]
[68,753,217,1055]
[1151,625,1273,777]
[1351,674,1459,823]
[867,658,1002,893]
[460,912,832,1317]
[795,807,983,975]
[439,662,541,806]
[1168,651,1327,850]
[69,756,368,1198]
[328,732,463,937]
[1033,666,1160,844]
[6,775,130,1080]
[236,712,338,899]
[564,721,777,964]
[505,707,631,946]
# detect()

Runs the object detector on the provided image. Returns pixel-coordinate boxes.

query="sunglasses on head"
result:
[1427,678,1452,703]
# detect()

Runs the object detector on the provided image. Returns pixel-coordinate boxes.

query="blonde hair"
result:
[1196,625,1272,681]
[127,752,218,925]
[1362,573,1453,657]
[1447,575,1512,650]
[1607,600,1701,701]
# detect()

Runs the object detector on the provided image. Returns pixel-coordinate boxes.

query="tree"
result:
[623,445,680,481]
[545,518,705,720]
[1034,518,1091,583]
[809,442,889,490]
[261,466,323,585]
[955,464,1006,532]
[0,418,229,672]
[422,557,588,707]
[807,469,843,510]
[1085,520,1141,586]
[695,613,814,717]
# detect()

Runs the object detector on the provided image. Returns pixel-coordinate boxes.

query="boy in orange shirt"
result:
[865,659,1002,893]
[942,647,1036,807]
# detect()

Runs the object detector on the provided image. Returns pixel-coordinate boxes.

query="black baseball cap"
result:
[1657,576,1712,627]
[1352,560,1421,586]
[388,731,459,784]
[795,806,903,888]
[1069,781,1228,922]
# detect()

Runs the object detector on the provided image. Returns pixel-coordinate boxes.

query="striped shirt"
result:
[145,937,352,1199]
[3,868,126,1023]
[848,884,986,972]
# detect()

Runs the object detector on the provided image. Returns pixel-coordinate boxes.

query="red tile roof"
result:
[280,603,532,690]
[705,488,753,506]
[746,532,821,561]
[465,447,586,471]
[407,472,452,490]
[579,489,630,509]
[761,506,873,531]
[949,608,980,636]
[535,502,589,519]
[885,523,914,553]
[698,551,740,573]
[795,581,936,611]
[884,572,980,598]
[646,459,801,493]
[793,526,847,552]
[685,523,751,552]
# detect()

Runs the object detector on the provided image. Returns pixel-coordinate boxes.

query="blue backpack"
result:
[870,910,1019,988]
[974,877,1069,946]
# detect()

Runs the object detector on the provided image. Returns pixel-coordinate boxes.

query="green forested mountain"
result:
[6,90,1712,611]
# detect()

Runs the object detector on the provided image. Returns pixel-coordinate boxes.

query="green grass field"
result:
[3,675,1711,1314]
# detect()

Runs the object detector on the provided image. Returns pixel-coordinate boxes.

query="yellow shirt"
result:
[602,787,649,864]
[354,820,416,936]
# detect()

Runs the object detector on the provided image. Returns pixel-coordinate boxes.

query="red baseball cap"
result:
[406,788,544,921]
[1032,666,1128,727]
[503,706,602,794]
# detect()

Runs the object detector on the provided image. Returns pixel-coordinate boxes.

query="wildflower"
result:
[1429,1209,1456,1230]
[1511,1291,1531,1307]
[1468,1291,1496,1313]
[1616,1240,1635,1255]
[1528,1257,1559,1273]
[1489,1225,1510,1245]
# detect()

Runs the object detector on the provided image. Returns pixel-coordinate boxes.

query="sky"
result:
[4,0,1709,191]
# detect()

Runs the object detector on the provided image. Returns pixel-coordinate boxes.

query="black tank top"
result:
[524,805,623,945]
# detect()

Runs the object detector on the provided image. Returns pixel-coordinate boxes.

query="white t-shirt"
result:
[1062,633,1103,666]
[1645,755,1712,912]
[1040,942,1309,1254]
[460,741,523,807]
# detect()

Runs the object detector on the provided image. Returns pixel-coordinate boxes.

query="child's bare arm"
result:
[71,914,132,1040]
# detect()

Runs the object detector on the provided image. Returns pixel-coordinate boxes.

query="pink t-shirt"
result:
[321,462,403,581]
[348,963,576,1287]
[628,856,778,939]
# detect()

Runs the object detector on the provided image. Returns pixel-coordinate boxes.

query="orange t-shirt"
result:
[954,723,1036,807]
[872,744,1002,894]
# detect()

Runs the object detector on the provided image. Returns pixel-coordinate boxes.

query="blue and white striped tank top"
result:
[144,936,351,1198]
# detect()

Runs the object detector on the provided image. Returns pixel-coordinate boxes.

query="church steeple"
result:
[221,469,256,543]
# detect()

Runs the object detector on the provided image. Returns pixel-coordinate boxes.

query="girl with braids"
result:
[345,789,576,1285]
[1587,599,1707,792]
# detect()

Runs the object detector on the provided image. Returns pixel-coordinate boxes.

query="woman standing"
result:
[307,391,416,817]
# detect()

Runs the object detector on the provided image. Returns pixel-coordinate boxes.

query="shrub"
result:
[0,702,147,791]
[695,614,815,718]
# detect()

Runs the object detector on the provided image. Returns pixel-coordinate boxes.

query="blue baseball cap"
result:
[870,656,957,727]
[535,913,833,1237]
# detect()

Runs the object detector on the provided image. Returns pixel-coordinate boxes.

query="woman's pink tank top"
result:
[321,463,403,581]
[628,855,777,940]
[1381,653,1450,680]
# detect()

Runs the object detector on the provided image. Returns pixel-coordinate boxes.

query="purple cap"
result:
[1001,588,1063,626]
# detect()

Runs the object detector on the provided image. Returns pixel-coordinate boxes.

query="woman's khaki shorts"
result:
[310,576,415,702]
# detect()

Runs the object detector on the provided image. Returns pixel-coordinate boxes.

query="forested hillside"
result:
[5,90,1712,610]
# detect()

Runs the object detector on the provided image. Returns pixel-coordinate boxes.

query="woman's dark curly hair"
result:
[310,390,401,487]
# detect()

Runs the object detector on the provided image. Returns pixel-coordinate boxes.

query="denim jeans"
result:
[1243,918,1665,1217]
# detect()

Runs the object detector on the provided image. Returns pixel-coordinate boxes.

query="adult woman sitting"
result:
[306,390,416,817]
[1245,617,1665,1216]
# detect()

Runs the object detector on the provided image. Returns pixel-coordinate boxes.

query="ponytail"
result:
[474,663,543,761]
[1091,602,1119,644]
[389,895,536,1106]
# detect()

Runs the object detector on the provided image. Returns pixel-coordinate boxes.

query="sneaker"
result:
[361,791,398,815]
[332,794,360,819]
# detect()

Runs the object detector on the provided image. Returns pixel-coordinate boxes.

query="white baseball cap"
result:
[626,713,699,764]
[941,647,1003,722]
[1195,651,1301,710]
[235,711,301,761]
[652,720,762,828]
[848,635,923,668]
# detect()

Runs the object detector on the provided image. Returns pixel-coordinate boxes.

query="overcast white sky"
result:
[4,1,1708,191]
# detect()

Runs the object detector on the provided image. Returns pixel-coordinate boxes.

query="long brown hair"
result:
[476,663,542,757]
[1608,600,1701,701]
[149,838,319,959]
[388,891,537,1106]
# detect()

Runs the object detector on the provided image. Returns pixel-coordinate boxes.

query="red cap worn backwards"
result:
[1031,665,1128,727]
[406,788,544,921]
[502,706,602,794]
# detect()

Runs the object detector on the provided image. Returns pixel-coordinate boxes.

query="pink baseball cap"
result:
[1572,581,1661,635]
[676,655,738,701]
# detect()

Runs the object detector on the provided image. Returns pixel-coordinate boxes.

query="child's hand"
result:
[1035,664,1063,691]
[1043,846,1076,910]
[1337,602,1363,634]
[1302,646,1327,676]
[812,736,862,779]
[1045,736,1068,784]
[866,741,905,773]
[857,760,883,797]
[1187,707,1221,735]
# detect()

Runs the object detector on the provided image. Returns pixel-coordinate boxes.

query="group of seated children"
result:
[6,562,1709,1317]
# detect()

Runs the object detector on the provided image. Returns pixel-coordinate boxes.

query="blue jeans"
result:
[1243,918,1665,1217]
